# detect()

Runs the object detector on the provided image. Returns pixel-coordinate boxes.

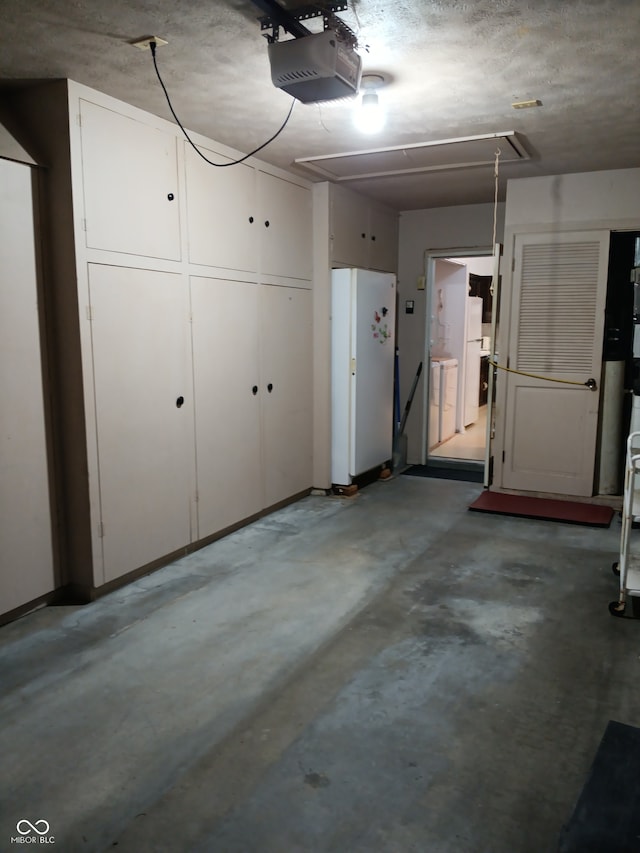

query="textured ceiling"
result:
[0,0,638,210]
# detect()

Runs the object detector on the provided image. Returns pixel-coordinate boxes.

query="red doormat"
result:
[469,490,614,527]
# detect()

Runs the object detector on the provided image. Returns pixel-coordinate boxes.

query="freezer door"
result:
[351,270,396,476]
[466,296,483,341]
[464,340,481,426]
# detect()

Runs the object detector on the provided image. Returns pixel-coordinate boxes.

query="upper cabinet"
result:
[185,145,258,273]
[79,99,181,261]
[329,183,398,272]
[258,170,312,281]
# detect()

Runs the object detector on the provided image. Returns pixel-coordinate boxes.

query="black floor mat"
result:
[403,465,484,483]
[558,720,640,852]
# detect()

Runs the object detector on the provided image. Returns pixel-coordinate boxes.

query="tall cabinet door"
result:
[88,264,193,583]
[261,285,313,506]
[191,277,263,537]
[0,160,55,614]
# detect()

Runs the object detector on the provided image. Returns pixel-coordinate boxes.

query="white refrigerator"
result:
[331,269,396,485]
[464,296,483,427]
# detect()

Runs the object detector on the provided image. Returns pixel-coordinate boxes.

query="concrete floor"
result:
[0,476,637,852]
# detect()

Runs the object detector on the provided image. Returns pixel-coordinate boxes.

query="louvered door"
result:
[501,231,609,496]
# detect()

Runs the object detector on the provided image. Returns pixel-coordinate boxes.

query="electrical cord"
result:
[149,40,296,168]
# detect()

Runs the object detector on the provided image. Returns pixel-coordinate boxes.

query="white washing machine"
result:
[439,358,458,443]
[429,360,440,448]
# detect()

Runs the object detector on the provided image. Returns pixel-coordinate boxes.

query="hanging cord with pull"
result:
[488,360,596,389]
[149,40,295,168]
[491,147,501,249]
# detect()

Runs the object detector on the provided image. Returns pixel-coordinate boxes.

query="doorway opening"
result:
[424,249,496,475]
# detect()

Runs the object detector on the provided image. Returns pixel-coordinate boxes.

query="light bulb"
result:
[353,91,386,134]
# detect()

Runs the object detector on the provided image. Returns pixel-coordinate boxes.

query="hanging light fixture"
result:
[353,73,386,134]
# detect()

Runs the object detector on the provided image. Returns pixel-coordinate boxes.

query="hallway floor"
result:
[0,477,636,852]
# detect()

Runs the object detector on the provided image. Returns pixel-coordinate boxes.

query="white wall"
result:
[504,168,640,229]
[397,202,505,463]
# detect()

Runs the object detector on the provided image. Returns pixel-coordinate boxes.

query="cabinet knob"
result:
[267,383,273,393]
[371,234,376,241]
[176,395,184,408]
[361,232,366,239]
[264,220,270,228]
[249,216,254,223]
[252,385,258,395]
[167,193,175,201]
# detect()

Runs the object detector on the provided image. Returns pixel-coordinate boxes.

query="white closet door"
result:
[261,285,313,506]
[0,160,55,614]
[501,231,609,496]
[88,264,193,583]
[190,277,263,537]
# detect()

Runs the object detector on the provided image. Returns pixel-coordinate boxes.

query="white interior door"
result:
[261,285,313,505]
[501,231,609,496]
[191,277,263,536]
[88,264,193,582]
[0,160,55,614]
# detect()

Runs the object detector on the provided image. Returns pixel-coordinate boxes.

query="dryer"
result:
[439,358,458,443]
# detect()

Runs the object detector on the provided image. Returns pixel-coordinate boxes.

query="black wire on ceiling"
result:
[149,40,296,168]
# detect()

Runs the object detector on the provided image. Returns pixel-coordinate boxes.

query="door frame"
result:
[422,246,495,468]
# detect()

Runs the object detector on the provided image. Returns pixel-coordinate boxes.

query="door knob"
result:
[585,378,598,391]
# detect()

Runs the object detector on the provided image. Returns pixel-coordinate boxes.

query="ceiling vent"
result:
[295,131,530,181]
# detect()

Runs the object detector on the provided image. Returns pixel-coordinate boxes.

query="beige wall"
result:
[397,203,505,463]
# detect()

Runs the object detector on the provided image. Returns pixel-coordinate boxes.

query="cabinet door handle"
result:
[176,396,184,408]
[252,385,259,395]
[267,383,273,393]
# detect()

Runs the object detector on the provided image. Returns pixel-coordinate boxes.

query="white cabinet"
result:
[368,203,399,272]
[261,285,313,505]
[185,146,258,273]
[87,264,194,583]
[191,278,312,539]
[184,158,312,282]
[330,183,398,272]
[79,99,181,261]
[191,277,263,536]
[259,171,312,281]
[10,79,314,600]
